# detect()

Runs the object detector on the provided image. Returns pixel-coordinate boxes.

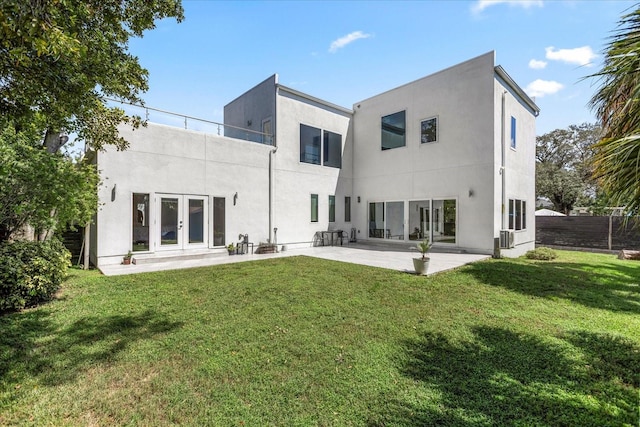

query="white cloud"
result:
[526,79,564,98]
[529,59,547,69]
[545,46,597,67]
[471,0,543,14]
[329,31,372,53]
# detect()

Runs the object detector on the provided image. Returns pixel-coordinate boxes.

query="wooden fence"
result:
[535,216,640,250]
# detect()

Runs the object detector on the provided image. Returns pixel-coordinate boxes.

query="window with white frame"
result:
[421,117,438,144]
[508,199,526,230]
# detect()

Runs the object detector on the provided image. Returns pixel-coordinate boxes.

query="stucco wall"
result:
[95,52,537,262]
[351,52,498,253]
[493,74,537,256]
[96,123,273,266]
[272,88,353,246]
[224,74,277,140]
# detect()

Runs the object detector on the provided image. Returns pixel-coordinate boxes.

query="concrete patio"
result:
[99,242,491,276]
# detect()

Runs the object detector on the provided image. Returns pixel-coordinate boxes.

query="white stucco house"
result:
[90,51,539,268]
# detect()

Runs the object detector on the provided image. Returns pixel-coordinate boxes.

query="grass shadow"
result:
[370,326,638,426]
[0,309,182,391]
[464,259,640,313]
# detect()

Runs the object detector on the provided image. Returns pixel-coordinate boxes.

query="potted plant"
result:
[227,243,235,255]
[413,240,432,275]
[123,250,133,265]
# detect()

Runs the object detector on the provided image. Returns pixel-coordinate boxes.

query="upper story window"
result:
[300,124,342,168]
[300,124,321,164]
[421,117,438,144]
[510,116,516,149]
[381,110,406,150]
[323,130,342,168]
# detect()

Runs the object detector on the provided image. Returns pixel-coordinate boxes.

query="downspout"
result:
[268,146,277,243]
[501,90,507,231]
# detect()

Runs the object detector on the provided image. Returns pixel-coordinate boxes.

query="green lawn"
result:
[1,251,638,426]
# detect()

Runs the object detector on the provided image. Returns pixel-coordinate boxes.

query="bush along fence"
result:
[536,216,640,251]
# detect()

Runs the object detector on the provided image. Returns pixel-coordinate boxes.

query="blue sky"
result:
[124,0,636,136]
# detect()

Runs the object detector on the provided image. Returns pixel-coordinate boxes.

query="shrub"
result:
[0,238,71,311]
[525,247,558,261]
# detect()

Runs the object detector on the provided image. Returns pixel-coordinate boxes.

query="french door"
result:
[157,194,208,250]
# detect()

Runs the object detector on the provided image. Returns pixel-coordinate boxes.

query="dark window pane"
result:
[161,198,179,245]
[345,196,351,222]
[511,116,516,148]
[300,124,321,164]
[132,193,149,251]
[382,111,406,150]
[421,117,437,144]
[369,202,384,237]
[214,197,225,246]
[323,130,342,168]
[329,195,335,222]
[515,199,522,230]
[188,199,204,243]
[311,194,318,222]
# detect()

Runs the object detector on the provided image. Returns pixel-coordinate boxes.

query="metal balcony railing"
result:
[106,98,274,146]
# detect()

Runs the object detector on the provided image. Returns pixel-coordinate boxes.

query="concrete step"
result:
[132,250,228,265]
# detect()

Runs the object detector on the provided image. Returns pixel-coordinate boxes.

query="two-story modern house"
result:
[90,51,539,268]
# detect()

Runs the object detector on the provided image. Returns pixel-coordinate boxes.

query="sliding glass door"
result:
[368,201,404,240]
[408,199,457,244]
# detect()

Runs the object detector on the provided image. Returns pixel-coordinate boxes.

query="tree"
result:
[589,5,640,216]
[0,0,183,242]
[0,118,98,242]
[0,0,184,152]
[536,123,601,214]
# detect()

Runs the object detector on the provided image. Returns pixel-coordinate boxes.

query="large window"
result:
[381,110,406,150]
[323,130,342,168]
[344,196,351,222]
[510,116,516,149]
[328,195,335,222]
[368,201,404,239]
[509,199,526,230]
[132,193,150,251]
[421,117,438,144]
[311,194,318,222]
[300,124,321,164]
[300,124,342,168]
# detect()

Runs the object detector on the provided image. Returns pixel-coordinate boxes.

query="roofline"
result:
[494,65,540,116]
[276,84,353,115]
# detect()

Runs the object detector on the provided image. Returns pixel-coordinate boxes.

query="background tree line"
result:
[535,123,604,215]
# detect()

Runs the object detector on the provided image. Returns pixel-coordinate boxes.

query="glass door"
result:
[185,196,208,249]
[157,194,208,250]
[369,201,405,240]
[159,196,181,249]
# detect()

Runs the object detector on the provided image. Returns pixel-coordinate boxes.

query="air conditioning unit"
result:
[499,230,515,249]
